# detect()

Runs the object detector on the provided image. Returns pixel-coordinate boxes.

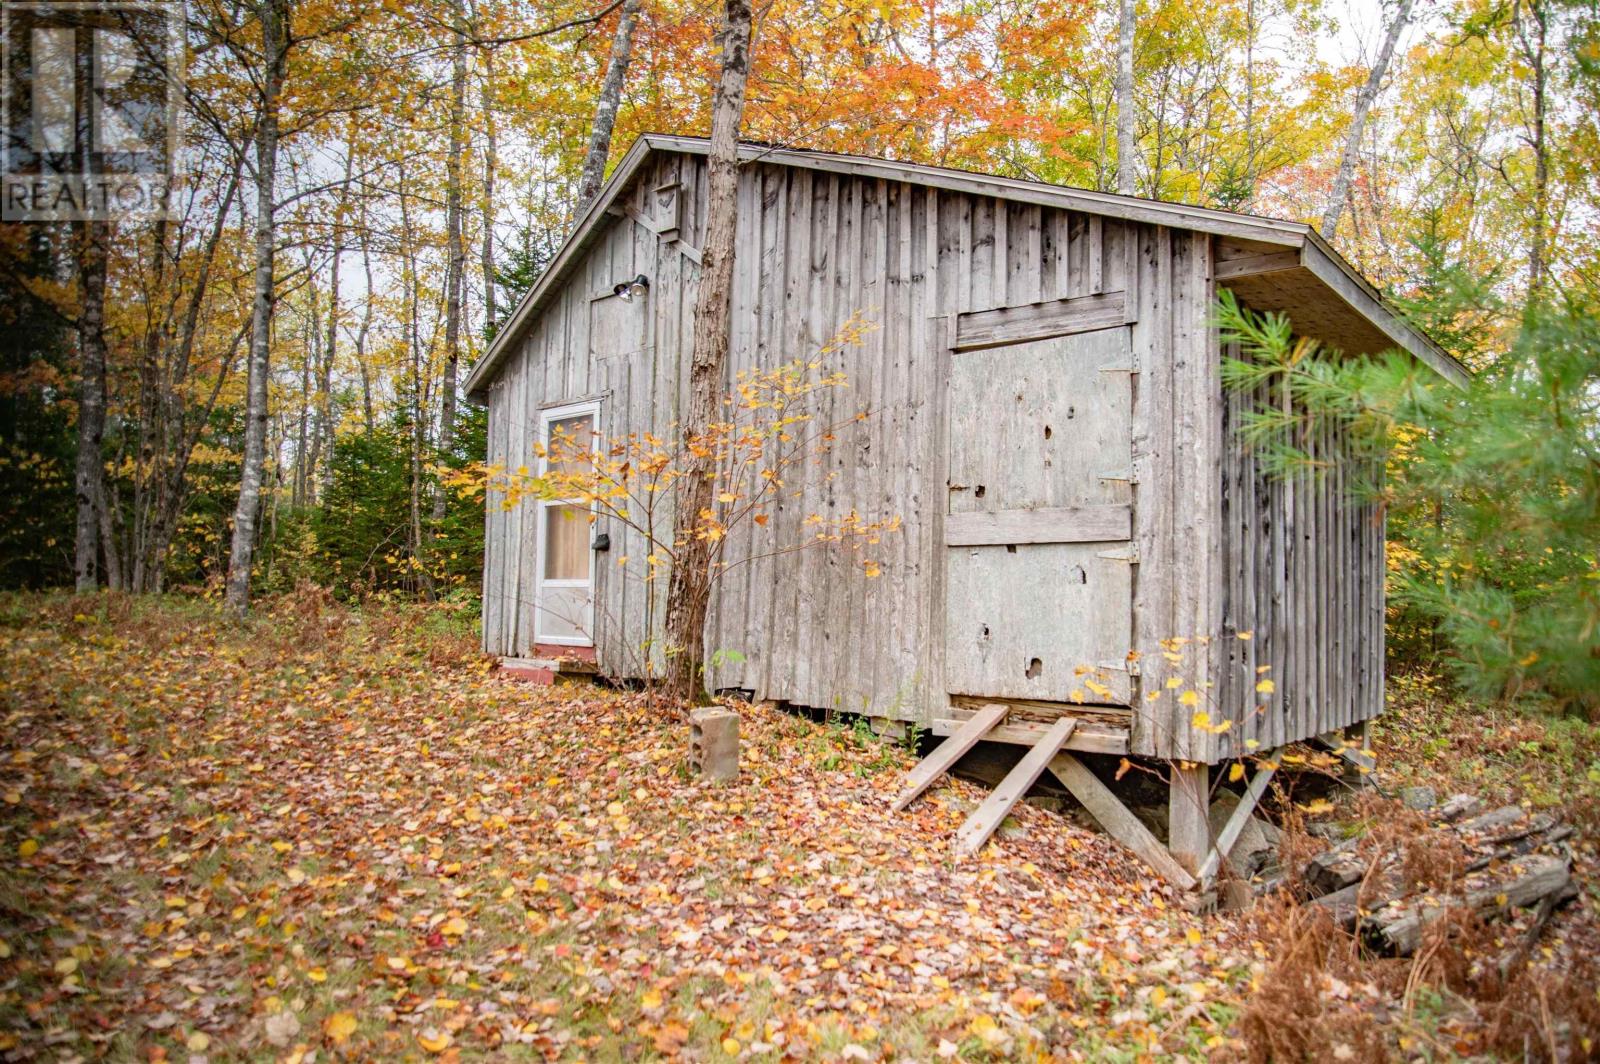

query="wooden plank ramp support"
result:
[1048,753,1199,891]
[930,712,1130,756]
[1314,728,1377,779]
[955,718,1078,854]
[890,703,1008,812]
[1196,749,1283,886]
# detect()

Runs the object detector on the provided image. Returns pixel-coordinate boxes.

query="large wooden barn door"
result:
[944,326,1136,704]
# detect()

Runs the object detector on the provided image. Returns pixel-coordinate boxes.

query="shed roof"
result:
[465,134,1468,398]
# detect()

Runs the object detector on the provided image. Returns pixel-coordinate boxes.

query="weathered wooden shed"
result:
[466,134,1466,884]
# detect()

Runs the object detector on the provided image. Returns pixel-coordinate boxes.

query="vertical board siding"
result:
[612,159,1135,723]
[1213,339,1386,758]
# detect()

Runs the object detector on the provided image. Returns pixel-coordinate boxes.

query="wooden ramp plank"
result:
[955,718,1078,854]
[891,704,1008,812]
[1048,753,1198,891]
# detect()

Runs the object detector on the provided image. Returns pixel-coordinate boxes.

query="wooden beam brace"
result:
[891,704,1007,812]
[953,290,1128,351]
[1196,750,1283,885]
[955,719,1077,854]
[944,505,1131,546]
[1214,250,1301,281]
[1314,729,1377,777]
[622,204,670,235]
[1048,753,1198,891]
[623,205,703,265]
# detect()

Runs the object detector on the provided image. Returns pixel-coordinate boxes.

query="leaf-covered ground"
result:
[0,593,1251,1061]
[3,592,1595,1061]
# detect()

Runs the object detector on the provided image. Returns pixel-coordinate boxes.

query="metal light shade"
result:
[613,274,649,302]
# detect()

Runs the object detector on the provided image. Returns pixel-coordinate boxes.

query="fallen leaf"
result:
[324,1012,358,1044]
[417,1027,452,1054]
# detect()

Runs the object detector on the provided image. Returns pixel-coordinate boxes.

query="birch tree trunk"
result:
[480,49,499,329]
[224,0,286,615]
[576,0,644,214]
[1513,0,1550,300]
[73,220,110,592]
[1319,0,1414,239]
[1114,0,1136,195]
[356,217,376,435]
[663,0,751,705]
[434,20,467,523]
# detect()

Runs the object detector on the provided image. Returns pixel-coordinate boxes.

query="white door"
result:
[944,327,1136,703]
[535,401,599,647]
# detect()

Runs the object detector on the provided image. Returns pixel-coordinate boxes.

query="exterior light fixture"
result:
[613,274,650,302]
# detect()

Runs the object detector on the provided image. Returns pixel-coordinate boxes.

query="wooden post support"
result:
[1168,762,1210,875]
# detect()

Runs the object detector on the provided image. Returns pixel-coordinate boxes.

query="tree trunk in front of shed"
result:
[663,0,752,707]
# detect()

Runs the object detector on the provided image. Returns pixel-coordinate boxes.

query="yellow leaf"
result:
[717,493,737,503]
[18,839,38,858]
[186,1032,211,1052]
[532,875,550,892]
[1255,679,1276,694]
[1150,986,1167,1007]
[54,957,78,975]
[1228,763,1245,783]
[1179,690,1199,707]
[306,967,327,983]
[1186,928,1202,946]
[641,990,663,1009]
[722,1037,741,1054]
[417,1027,451,1054]
[441,916,468,937]
[325,1012,358,1044]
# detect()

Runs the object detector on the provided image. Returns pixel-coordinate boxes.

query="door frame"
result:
[534,398,601,647]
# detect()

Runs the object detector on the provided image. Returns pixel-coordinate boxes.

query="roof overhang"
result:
[465,134,1468,399]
